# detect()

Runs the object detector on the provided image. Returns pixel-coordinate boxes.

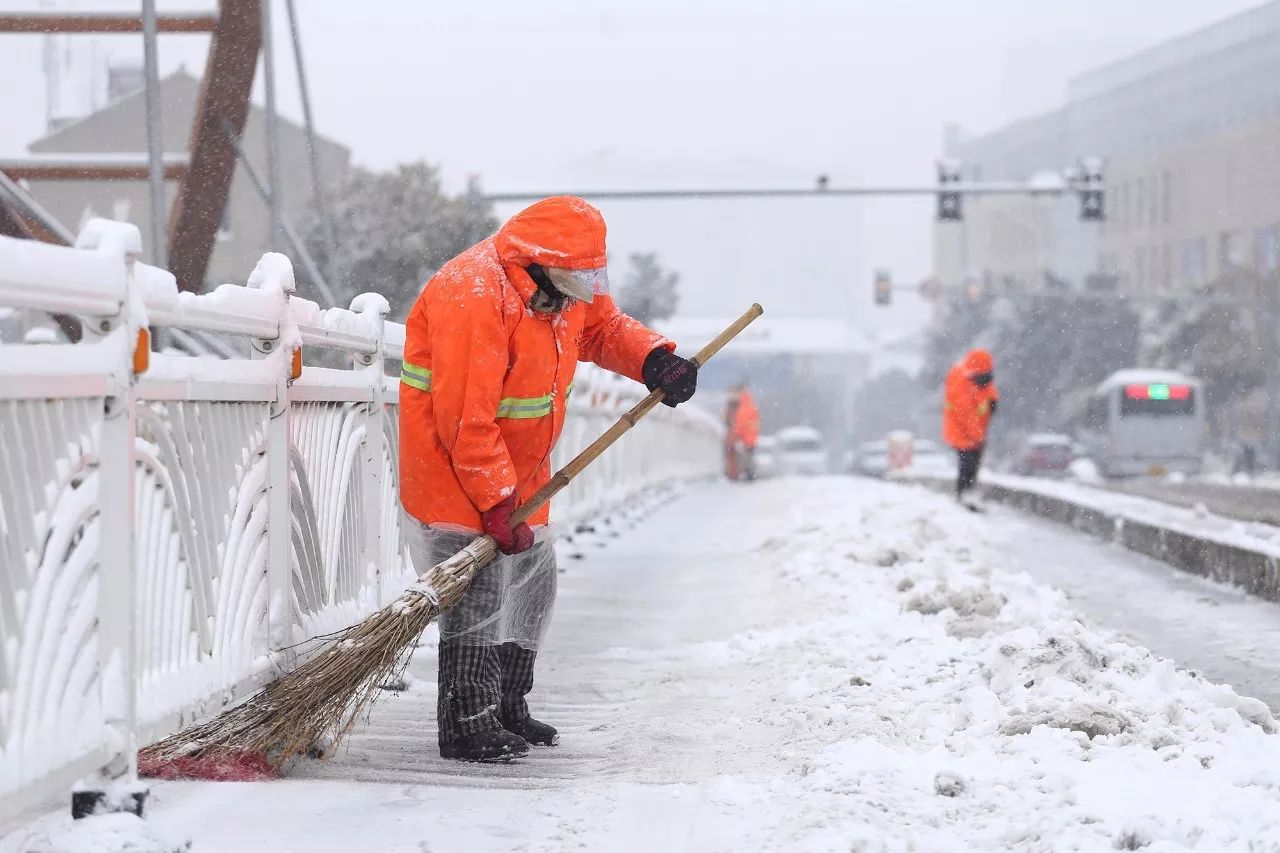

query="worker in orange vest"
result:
[400,196,698,762]
[724,382,760,481]
[942,348,999,508]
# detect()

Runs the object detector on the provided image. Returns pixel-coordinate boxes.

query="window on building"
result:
[1184,238,1207,286]
[1135,247,1146,289]
[1135,178,1146,230]
[1219,230,1246,270]
[1118,183,1129,231]
[1257,226,1280,275]
[1161,244,1171,292]
[1161,170,1172,224]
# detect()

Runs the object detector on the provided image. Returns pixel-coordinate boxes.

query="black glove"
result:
[987,399,998,415]
[642,348,698,407]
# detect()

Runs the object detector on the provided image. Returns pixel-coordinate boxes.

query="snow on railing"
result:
[0,219,721,823]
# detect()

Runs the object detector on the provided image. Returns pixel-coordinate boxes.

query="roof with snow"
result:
[28,69,349,162]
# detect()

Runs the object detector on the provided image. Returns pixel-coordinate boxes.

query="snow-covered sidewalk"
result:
[8,477,1280,852]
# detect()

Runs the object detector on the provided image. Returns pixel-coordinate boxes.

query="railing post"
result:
[350,293,390,604]
[248,254,300,653]
[75,240,145,819]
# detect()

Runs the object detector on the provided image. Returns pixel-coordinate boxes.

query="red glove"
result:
[481,494,535,555]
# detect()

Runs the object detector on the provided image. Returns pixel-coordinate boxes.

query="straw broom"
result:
[139,304,764,775]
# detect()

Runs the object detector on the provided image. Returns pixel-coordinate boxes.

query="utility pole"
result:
[1265,299,1280,470]
[260,0,282,250]
[140,0,166,265]
[284,0,337,284]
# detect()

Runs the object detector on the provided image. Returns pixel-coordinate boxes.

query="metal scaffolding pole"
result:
[260,0,282,249]
[0,169,74,244]
[284,0,337,281]
[222,123,337,307]
[140,0,167,265]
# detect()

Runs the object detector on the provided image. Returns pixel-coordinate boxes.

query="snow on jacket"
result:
[942,349,999,451]
[399,196,673,532]
[728,389,761,449]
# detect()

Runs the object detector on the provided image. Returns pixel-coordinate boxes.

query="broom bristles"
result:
[140,536,499,772]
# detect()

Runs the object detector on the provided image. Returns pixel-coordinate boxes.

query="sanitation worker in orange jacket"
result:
[724,383,760,480]
[400,196,698,763]
[943,348,998,506]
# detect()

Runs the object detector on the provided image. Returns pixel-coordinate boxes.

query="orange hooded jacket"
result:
[399,196,673,531]
[942,349,999,451]
[729,389,760,449]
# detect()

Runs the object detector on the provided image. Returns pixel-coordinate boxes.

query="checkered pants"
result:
[437,641,538,746]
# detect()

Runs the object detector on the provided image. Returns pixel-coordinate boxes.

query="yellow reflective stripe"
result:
[401,373,430,393]
[566,382,574,400]
[401,360,432,392]
[400,357,557,417]
[497,392,554,419]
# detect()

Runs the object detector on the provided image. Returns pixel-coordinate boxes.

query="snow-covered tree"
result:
[303,164,498,320]
[615,252,680,326]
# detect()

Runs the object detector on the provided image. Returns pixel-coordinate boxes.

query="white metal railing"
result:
[0,219,721,822]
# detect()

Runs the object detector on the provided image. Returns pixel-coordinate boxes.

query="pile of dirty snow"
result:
[688,478,1280,850]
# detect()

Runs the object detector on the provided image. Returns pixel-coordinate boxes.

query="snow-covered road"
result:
[10,477,1280,852]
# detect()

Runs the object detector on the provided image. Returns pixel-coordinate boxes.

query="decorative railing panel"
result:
[0,218,721,822]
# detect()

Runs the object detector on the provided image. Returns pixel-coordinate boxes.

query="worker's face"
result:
[971,372,994,388]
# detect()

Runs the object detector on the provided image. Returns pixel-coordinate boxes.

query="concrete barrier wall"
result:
[922,479,1280,604]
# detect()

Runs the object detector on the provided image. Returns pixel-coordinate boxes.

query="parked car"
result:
[753,435,781,479]
[851,439,890,477]
[776,426,827,475]
[908,439,952,478]
[1012,433,1075,477]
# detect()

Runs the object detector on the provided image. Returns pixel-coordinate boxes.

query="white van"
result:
[775,426,827,475]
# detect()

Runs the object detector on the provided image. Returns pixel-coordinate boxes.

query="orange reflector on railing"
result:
[133,327,151,375]
[291,348,302,381]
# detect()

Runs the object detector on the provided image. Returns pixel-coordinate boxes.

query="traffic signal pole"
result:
[483,181,1083,203]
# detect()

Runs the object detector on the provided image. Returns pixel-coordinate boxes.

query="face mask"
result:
[526,264,567,313]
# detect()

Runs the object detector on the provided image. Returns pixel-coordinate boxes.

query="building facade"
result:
[23,70,349,289]
[935,1,1280,295]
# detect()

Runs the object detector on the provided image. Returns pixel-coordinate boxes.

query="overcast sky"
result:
[0,0,1267,333]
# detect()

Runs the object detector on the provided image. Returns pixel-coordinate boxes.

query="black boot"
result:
[439,729,530,762]
[502,715,559,746]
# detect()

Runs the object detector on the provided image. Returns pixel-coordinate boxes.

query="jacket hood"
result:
[493,196,608,271]
[963,349,994,374]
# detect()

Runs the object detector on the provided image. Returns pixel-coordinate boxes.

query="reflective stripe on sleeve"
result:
[401,361,432,392]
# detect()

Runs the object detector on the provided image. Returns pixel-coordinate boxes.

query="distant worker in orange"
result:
[943,348,999,509]
[400,196,699,763]
[724,381,760,481]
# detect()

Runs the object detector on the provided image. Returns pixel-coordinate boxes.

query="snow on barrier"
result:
[0,219,721,824]
[913,473,1280,602]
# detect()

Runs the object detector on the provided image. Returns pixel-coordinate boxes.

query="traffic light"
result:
[874,269,892,306]
[936,159,963,222]
[1077,156,1105,222]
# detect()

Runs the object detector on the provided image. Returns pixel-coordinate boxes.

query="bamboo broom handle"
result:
[511,303,764,526]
